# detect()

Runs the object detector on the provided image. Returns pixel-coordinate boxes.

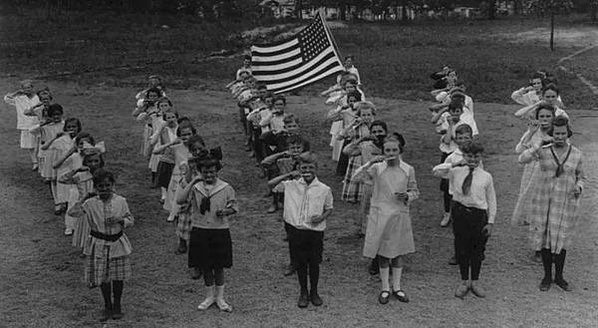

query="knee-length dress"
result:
[51,135,77,204]
[511,128,551,225]
[341,125,370,203]
[81,194,134,287]
[61,170,95,249]
[33,121,64,180]
[519,144,584,253]
[354,161,419,259]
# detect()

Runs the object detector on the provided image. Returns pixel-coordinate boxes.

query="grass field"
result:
[1,10,598,328]
[1,11,596,109]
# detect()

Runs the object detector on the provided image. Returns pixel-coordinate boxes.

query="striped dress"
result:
[520,144,584,253]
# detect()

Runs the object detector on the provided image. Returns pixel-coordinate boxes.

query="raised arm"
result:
[267,171,299,189]
[431,107,448,124]
[176,176,202,205]
[511,87,532,105]
[514,101,540,118]
[53,145,78,169]
[518,144,542,164]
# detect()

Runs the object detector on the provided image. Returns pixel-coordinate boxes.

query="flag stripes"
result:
[250,12,344,94]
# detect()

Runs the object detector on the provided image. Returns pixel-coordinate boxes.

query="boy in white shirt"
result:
[268,152,333,308]
[433,142,496,299]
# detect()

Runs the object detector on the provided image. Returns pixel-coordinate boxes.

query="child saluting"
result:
[433,141,496,299]
[177,151,238,312]
[80,169,134,322]
[268,152,333,308]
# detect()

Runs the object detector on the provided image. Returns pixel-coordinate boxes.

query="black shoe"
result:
[99,308,112,322]
[539,277,551,291]
[554,278,571,291]
[297,292,309,308]
[111,305,123,320]
[283,264,296,277]
[448,255,458,265]
[310,291,323,306]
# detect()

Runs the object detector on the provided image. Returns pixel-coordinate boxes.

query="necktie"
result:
[461,167,475,195]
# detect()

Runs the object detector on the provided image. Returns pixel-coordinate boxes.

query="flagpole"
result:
[319,8,343,63]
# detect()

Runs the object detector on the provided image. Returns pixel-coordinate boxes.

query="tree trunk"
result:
[592,0,598,23]
[295,0,302,19]
[488,0,496,20]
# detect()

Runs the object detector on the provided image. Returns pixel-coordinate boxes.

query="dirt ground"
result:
[1,78,597,328]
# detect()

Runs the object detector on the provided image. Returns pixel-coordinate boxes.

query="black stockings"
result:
[100,280,123,310]
[297,262,319,294]
[203,267,224,286]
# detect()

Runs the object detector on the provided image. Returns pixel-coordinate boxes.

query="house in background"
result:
[259,0,295,18]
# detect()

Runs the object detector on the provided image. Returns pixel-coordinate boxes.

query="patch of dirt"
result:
[491,26,598,47]
[1,78,597,327]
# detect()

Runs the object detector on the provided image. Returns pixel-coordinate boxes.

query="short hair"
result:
[448,100,463,112]
[197,158,222,171]
[548,115,573,137]
[535,102,556,119]
[92,168,114,185]
[286,134,308,149]
[369,120,388,133]
[177,121,197,136]
[243,54,252,61]
[297,152,318,166]
[384,132,406,153]
[346,90,362,102]
[355,101,376,116]
[63,118,82,134]
[146,88,161,97]
[283,113,298,125]
[187,135,206,149]
[83,152,105,168]
[75,132,95,145]
[531,71,546,81]
[155,97,173,108]
[273,95,286,105]
[455,124,473,137]
[542,83,559,95]
[462,141,484,155]
[47,104,63,116]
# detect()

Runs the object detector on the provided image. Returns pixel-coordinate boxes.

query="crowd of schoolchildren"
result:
[3,54,585,321]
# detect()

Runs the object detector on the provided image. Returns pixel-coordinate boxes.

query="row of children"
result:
[4,80,133,321]
[428,67,584,297]
[508,71,583,293]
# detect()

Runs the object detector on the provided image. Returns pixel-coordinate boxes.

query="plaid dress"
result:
[341,125,370,203]
[81,194,134,287]
[523,144,584,253]
[511,128,551,225]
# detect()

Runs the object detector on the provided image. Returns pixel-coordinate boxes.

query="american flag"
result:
[251,12,344,94]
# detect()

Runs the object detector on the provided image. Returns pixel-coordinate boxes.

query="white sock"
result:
[392,267,403,291]
[379,267,390,291]
[160,187,167,200]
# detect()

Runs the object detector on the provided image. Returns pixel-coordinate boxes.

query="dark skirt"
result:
[439,152,450,192]
[156,161,175,188]
[188,227,233,269]
[285,223,323,265]
[336,139,350,176]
